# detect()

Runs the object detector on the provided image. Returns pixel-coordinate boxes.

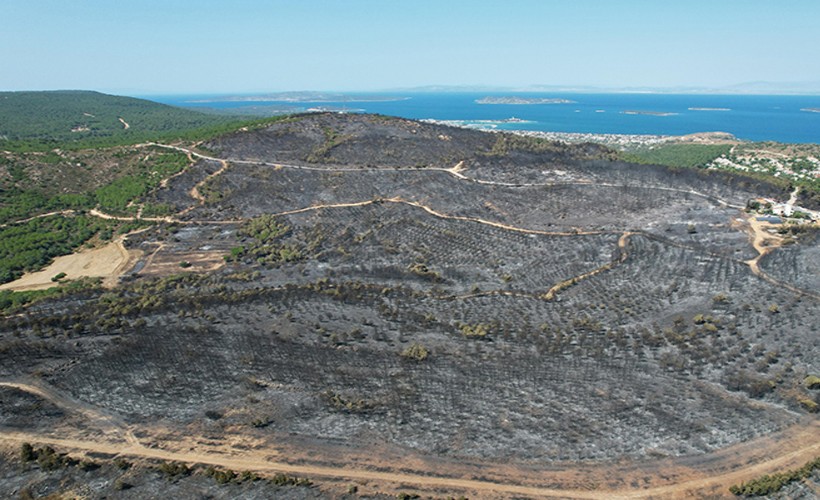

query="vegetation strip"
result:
[729,456,820,497]
[2,425,819,500]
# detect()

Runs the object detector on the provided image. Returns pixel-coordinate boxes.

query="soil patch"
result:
[0,239,139,291]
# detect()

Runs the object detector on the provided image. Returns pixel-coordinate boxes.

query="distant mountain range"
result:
[186,91,410,103]
[389,82,820,95]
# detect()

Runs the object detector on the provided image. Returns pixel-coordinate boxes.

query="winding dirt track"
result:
[6,142,817,299]
[147,143,746,210]
[743,215,820,300]
[1,380,818,499]
[1,419,817,499]
[0,380,139,446]
[181,158,230,215]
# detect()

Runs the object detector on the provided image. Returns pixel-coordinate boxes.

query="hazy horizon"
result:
[130,83,820,98]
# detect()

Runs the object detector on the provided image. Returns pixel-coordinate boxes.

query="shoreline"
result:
[422,118,739,148]
[508,129,740,149]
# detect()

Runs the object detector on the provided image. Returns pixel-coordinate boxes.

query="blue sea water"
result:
[149,92,820,144]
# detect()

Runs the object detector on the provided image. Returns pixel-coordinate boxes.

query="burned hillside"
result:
[1,113,817,498]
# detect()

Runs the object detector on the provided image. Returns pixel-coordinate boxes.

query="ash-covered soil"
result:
[759,231,820,292]
[1,113,817,492]
[0,450,334,500]
[0,388,64,429]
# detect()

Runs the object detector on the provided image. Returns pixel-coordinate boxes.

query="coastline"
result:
[152,92,820,144]
[421,118,738,149]
[509,129,739,148]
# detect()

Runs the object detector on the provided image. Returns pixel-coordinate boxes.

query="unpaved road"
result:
[147,142,747,210]
[743,214,820,300]
[1,379,817,499]
[0,210,76,229]
[0,380,139,446]
[1,421,817,499]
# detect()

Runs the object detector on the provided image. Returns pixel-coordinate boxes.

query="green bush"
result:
[270,472,312,487]
[228,214,304,266]
[114,457,132,470]
[460,323,489,338]
[0,277,101,314]
[205,466,237,484]
[400,343,429,361]
[20,443,36,462]
[729,456,820,496]
[623,144,732,169]
[157,460,191,479]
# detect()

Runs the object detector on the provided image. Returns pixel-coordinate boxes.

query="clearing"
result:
[0,237,138,291]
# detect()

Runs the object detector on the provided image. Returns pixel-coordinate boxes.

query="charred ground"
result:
[1,112,818,498]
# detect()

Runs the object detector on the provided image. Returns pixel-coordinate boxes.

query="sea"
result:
[149,93,820,144]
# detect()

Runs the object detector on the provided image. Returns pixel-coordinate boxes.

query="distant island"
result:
[689,107,731,112]
[801,107,820,113]
[475,96,576,105]
[623,110,678,116]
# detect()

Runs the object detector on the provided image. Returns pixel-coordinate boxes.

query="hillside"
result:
[0,91,241,150]
[0,112,818,499]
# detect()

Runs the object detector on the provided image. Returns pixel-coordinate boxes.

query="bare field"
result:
[0,238,136,291]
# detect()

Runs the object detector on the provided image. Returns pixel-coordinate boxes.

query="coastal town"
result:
[430,119,820,187]
[707,143,820,184]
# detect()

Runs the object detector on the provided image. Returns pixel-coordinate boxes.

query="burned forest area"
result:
[1,113,818,499]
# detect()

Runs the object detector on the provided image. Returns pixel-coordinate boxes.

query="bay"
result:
[148,92,820,144]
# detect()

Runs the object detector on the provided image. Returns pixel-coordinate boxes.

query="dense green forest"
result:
[0,189,93,225]
[93,151,189,213]
[0,91,273,152]
[622,144,733,169]
[1,150,191,223]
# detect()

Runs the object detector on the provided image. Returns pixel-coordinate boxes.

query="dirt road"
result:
[146,143,747,210]
[743,214,820,300]
[1,420,817,499]
[1,379,817,499]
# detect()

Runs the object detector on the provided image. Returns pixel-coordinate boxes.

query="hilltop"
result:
[0,91,246,150]
[0,110,818,499]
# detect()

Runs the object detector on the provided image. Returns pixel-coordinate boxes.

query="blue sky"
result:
[3,0,820,94]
